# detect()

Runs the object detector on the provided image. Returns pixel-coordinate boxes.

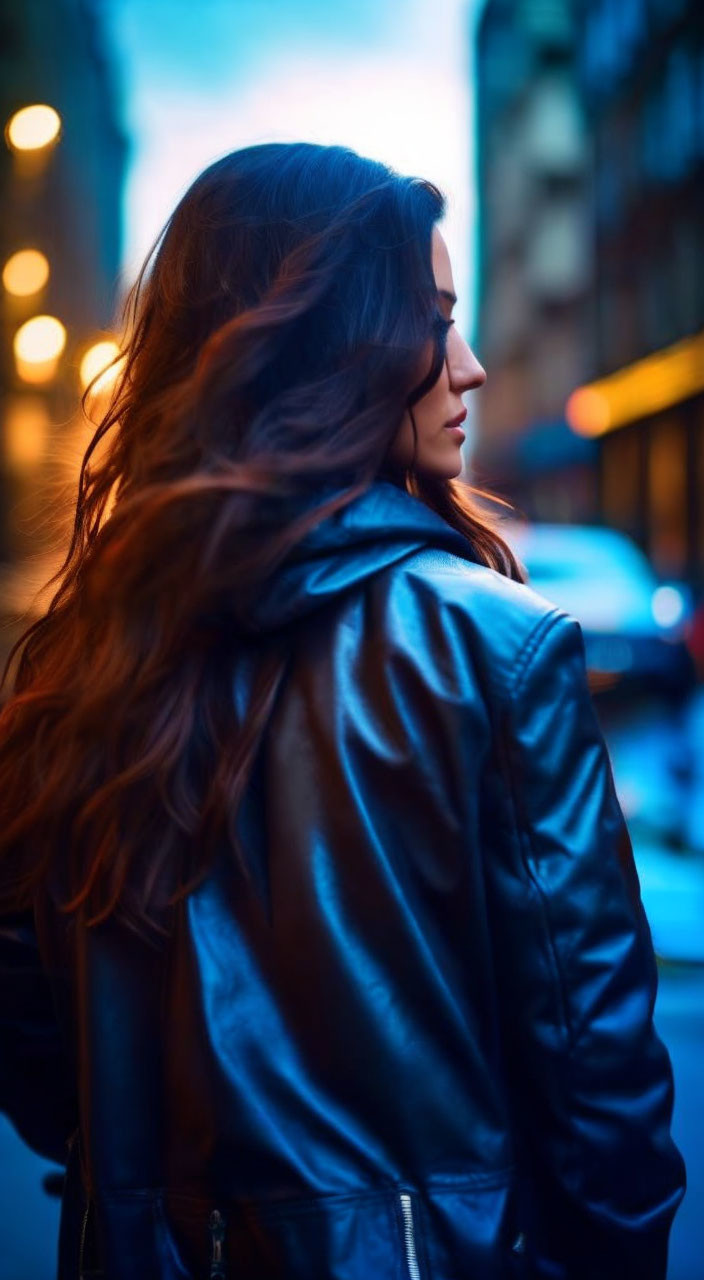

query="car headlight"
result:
[651,585,685,629]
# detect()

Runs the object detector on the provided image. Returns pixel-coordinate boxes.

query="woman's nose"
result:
[451,339,486,392]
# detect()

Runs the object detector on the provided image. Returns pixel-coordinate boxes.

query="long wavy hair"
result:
[0,141,525,937]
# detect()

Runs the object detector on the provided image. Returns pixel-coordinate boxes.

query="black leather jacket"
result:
[0,479,685,1279]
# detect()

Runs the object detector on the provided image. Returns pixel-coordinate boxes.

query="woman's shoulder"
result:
[387,545,572,698]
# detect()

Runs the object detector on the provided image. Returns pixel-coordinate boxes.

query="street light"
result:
[2,249,50,297]
[3,395,51,471]
[79,339,123,394]
[13,314,66,383]
[5,104,61,152]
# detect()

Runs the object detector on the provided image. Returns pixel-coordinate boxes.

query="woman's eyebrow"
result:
[437,288,457,306]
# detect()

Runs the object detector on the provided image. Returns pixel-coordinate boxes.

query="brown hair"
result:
[0,142,524,937]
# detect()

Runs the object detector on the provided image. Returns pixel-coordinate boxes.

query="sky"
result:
[105,0,483,341]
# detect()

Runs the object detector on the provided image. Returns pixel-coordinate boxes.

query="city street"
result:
[601,688,704,864]
[599,685,704,970]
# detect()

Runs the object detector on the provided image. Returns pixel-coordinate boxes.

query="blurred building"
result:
[0,0,127,575]
[472,0,597,525]
[576,0,704,588]
[473,0,704,590]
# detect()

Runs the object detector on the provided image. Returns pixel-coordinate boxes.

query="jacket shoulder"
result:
[390,547,569,703]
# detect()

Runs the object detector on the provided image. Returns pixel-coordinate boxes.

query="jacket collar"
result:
[242,479,477,634]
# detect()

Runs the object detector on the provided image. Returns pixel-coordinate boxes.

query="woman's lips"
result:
[444,409,467,441]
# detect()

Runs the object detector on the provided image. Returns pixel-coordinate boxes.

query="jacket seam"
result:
[498,611,575,1050]
[509,607,564,700]
[97,1166,517,1206]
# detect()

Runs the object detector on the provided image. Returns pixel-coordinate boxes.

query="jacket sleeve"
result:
[0,908,77,1165]
[489,608,686,1279]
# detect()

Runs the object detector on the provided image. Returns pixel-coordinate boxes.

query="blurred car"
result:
[503,521,696,701]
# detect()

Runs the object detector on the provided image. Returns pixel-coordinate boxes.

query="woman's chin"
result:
[417,452,465,481]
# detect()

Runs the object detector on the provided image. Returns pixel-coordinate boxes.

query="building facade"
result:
[473,0,704,587]
[0,0,127,573]
[472,0,597,524]
[577,0,704,586]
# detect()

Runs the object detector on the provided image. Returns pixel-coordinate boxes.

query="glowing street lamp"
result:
[5,104,61,152]
[79,339,123,394]
[3,395,51,471]
[2,249,50,297]
[13,314,66,383]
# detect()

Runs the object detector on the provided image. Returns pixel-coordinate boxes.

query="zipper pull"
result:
[208,1208,226,1279]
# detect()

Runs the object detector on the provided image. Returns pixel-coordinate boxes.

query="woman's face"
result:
[384,225,487,481]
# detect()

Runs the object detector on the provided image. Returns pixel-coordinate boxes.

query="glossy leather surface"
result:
[1,479,685,1278]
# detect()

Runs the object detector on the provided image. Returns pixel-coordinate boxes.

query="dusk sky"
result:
[105,0,483,341]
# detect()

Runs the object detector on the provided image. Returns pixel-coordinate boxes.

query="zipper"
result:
[398,1192,421,1280]
[208,1208,226,1279]
[78,1198,90,1280]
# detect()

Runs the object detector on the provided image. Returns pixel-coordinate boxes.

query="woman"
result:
[0,142,685,1279]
